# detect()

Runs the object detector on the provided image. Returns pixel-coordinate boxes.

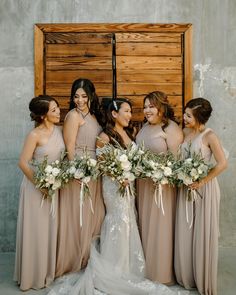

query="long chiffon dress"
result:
[175,128,220,295]
[56,113,105,277]
[136,122,177,284]
[14,126,65,290]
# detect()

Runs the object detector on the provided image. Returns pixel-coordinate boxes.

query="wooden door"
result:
[35,23,192,122]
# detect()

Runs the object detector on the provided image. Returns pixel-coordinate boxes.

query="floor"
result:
[0,247,235,295]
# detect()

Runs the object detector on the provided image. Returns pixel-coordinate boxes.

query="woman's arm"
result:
[18,131,38,183]
[63,111,82,160]
[190,131,228,190]
[96,132,110,148]
[166,122,184,155]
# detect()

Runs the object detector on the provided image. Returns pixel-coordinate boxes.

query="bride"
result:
[48,98,187,295]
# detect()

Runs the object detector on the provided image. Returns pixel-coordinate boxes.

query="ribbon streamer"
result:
[154,184,165,215]
[79,182,94,227]
[185,189,198,229]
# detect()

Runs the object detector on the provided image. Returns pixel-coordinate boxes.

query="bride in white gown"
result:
[48,98,187,295]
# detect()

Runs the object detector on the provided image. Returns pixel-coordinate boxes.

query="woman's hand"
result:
[122,179,130,187]
[188,179,205,190]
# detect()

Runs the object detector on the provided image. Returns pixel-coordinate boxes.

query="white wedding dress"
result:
[48,176,187,295]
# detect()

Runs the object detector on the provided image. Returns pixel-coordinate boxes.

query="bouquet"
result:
[31,151,69,216]
[98,141,145,198]
[66,152,99,226]
[175,144,212,228]
[175,147,212,200]
[137,149,177,215]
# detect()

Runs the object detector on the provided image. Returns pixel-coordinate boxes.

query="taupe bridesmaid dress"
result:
[14,126,65,290]
[175,128,220,295]
[136,122,177,285]
[56,113,105,277]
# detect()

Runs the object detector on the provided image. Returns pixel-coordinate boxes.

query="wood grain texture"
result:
[34,25,44,95]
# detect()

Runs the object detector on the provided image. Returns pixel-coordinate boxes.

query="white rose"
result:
[183,177,193,185]
[190,168,198,177]
[161,178,168,185]
[52,179,61,190]
[149,160,156,169]
[69,166,76,174]
[153,170,163,180]
[198,168,203,174]
[83,176,91,184]
[89,158,97,167]
[46,174,55,184]
[45,165,53,174]
[163,167,172,177]
[74,169,84,179]
[119,154,128,162]
[52,167,60,177]
[123,172,135,182]
[121,160,132,171]
[185,158,192,164]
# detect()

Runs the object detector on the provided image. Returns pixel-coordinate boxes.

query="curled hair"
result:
[185,97,212,125]
[29,95,59,126]
[102,97,134,148]
[69,78,102,125]
[144,91,176,130]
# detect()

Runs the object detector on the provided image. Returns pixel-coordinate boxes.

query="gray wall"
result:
[0,0,235,251]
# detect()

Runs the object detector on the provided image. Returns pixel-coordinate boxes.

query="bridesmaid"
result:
[14,95,64,290]
[175,98,227,295]
[56,78,105,276]
[136,91,183,285]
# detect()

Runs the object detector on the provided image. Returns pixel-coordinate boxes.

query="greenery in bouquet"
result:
[175,144,212,200]
[31,151,69,216]
[98,141,145,197]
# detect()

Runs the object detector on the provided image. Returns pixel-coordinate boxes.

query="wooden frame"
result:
[34,23,192,121]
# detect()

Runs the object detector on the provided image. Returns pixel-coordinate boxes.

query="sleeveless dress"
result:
[47,176,188,295]
[56,113,105,277]
[136,123,177,284]
[174,128,220,295]
[14,126,65,290]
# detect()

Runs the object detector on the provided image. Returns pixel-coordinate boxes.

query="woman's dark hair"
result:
[69,78,102,125]
[185,97,212,124]
[29,95,59,126]
[144,91,176,130]
[102,97,134,148]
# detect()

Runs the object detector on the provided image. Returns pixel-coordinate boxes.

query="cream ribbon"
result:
[154,184,165,216]
[185,189,198,229]
[80,182,94,227]
[40,193,56,218]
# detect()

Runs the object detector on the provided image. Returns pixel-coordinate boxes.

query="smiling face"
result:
[45,100,60,124]
[73,88,89,113]
[112,102,132,128]
[143,98,162,124]
[183,107,198,129]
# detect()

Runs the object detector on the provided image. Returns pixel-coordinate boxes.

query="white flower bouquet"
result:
[66,152,99,226]
[137,149,177,215]
[98,142,145,198]
[175,145,212,228]
[175,148,212,200]
[31,151,69,215]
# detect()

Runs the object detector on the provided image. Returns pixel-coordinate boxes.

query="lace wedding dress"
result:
[48,176,187,295]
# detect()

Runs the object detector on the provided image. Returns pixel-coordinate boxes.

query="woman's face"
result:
[45,100,60,124]
[183,107,197,129]
[143,98,160,124]
[113,102,132,128]
[74,88,89,113]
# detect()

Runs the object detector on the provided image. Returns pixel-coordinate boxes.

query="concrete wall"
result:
[0,0,235,251]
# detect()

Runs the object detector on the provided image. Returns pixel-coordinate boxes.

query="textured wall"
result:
[0,0,235,251]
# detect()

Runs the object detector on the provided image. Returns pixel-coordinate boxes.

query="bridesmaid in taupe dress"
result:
[55,78,105,277]
[14,95,64,290]
[136,91,183,285]
[175,98,227,295]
